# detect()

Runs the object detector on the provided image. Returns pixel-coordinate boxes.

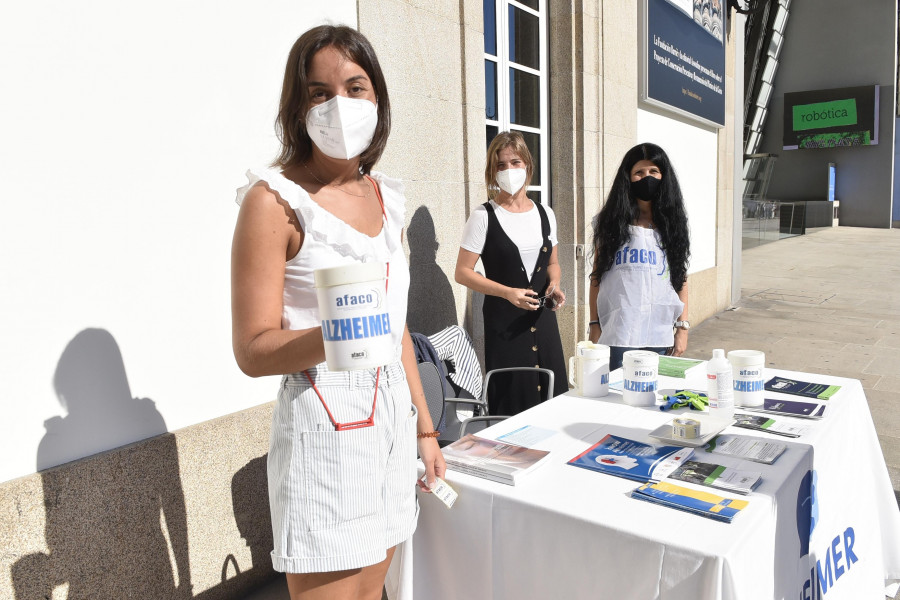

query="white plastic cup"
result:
[314,262,394,371]
[727,349,766,407]
[622,350,659,406]
[568,342,610,398]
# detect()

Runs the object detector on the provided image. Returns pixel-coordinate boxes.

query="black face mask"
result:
[630,175,661,201]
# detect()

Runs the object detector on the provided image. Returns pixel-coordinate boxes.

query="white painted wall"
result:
[637,109,718,273]
[0,2,357,484]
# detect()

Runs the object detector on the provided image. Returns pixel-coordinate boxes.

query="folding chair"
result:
[417,361,446,433]
[459,415,510,438]
[482,366,556,413]
[440,366,556,444]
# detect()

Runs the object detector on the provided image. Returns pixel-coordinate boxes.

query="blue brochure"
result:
[764,376,841,400]
[632,480,749,523]
[743,397,826,419]
[568,434,694,483]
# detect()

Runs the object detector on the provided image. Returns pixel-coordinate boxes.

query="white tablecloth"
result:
[394,368,900,600]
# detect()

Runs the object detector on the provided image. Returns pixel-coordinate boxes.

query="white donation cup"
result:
[568,341,610,398]
[314,262,394,371]
[622,350,659,406]
[727,349,766,407]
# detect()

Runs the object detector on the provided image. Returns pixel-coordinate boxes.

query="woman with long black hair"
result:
[588,143,691,371]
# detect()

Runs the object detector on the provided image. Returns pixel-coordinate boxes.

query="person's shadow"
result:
[204,454,277,597]
[406,205,458,334]
[11,328,192,599]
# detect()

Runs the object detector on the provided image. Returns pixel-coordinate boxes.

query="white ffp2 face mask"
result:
[496,168,527,195]
[305,96,378,160]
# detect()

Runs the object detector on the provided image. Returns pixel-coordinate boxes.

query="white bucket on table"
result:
[314,262,393,371]
[622,350,659,406]
[727,349,765,407]
[568,341,610,398]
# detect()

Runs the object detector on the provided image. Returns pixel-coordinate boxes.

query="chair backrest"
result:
[459,416,509,438]
[482,366,555,408]
[417,361,445,432]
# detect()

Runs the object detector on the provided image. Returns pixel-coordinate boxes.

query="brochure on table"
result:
[632,480,749,523]
[701,433,786,464]
[657,356,707,378]
[568,434,694,483]
[743,398,826,419]
[732,413,810,438]
[666,459,761,494]
[441,434,551,486]
[764,376,842,400]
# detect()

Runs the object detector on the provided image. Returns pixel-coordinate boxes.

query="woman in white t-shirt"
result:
[455,132,568,416]
[589,143,691,371]
[231,25,444,600]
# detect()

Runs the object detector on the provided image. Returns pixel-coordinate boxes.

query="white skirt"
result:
[268,362,419,573]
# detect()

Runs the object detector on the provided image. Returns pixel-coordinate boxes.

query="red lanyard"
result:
[304,176,389,431]
[304,367,381,430]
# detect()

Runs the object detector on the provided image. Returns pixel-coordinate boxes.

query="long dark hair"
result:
[589,143,690,291]
[272,25,391,175]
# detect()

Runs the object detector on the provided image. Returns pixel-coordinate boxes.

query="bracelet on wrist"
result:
[589,320,600,326]
[417,431,440,439]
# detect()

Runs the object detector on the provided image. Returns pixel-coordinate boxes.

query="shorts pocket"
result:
[301,426,379,532]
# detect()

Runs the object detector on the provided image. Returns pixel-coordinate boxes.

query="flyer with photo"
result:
[442,434,551,486]
[568,434,694,483]
[702,434,786,465]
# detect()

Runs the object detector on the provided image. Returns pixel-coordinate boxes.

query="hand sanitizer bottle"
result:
[707,349,734,419]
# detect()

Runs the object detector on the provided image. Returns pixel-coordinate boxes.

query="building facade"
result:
[0,1,741,597]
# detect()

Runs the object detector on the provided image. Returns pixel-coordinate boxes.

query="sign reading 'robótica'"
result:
[792,99,857,132]
[783,85,879,150]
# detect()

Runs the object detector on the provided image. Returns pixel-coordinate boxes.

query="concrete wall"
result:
[0,1,358,486]
[358,0,483,337]
[2,403,274,599]
[758,0,897,228]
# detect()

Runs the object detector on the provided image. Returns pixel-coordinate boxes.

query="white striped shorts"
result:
[268,362,419,573]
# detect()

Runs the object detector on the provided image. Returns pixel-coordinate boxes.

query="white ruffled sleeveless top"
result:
[235,167,410,363]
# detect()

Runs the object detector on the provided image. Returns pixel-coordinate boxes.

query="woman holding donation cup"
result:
[455,131,568,416]
[589,142,691,371]
[230,25,443,600]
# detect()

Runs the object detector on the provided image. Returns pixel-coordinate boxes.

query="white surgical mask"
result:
[305,96,378,160]
[496,168,527,195]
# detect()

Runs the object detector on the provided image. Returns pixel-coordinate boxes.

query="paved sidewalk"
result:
[683,226,900,497]
[685,225,900,600]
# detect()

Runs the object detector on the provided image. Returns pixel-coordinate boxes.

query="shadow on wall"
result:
[10,330,277,599]
[12,328,193,598]
[406,205,458,335]
[37,328,169,470]
[199,455,276,599]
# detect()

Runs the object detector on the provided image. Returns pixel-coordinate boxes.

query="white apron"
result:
[596,226,684,348]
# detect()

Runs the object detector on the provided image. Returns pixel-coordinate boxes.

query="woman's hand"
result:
[589,322,601,344]
[416,437,446,491]
[505,287,539,310]
[549,286,565,311]
[672,328,688,356]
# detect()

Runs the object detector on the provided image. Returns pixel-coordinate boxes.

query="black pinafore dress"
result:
[480,201,568,416]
